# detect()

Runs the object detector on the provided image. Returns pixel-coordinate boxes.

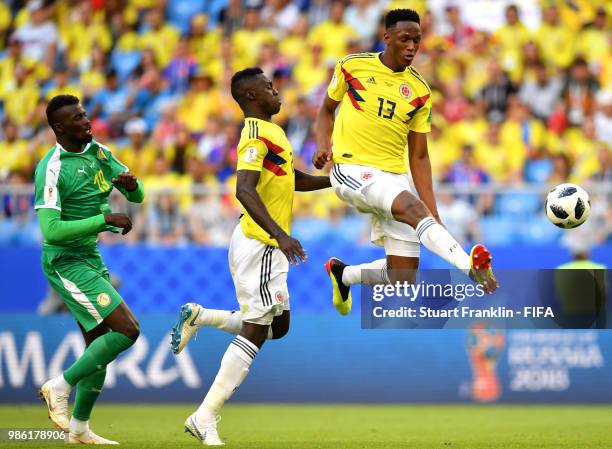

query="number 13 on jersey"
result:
[377,97,396,120]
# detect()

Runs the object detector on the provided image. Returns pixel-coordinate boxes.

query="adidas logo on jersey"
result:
[365,77,376,84]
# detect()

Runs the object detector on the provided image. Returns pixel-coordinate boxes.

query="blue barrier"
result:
[1,244,611,313]
[1,314,611,403]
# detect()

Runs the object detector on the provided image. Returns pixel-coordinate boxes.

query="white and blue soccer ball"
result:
[545,183,590,229]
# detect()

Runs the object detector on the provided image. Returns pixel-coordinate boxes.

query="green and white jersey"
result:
[34,139,130,250]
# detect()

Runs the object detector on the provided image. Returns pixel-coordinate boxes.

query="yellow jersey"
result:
[328,52,433,174]
[236,118,295,247]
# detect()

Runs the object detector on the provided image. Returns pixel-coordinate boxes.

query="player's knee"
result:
[271,322,290,340]
[391,193,428,226]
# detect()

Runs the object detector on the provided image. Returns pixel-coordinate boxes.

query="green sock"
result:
[72,367,106,421]
[63,332,134,386]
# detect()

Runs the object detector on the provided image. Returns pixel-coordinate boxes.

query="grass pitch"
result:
[1,404,611,448]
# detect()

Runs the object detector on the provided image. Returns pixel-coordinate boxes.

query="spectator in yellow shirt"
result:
[63,2,112,69]
[279,14,310,66]
[118,118,157,178]
[232,7,275,68]
[308,0,358,61]
[44,67,83,102]
[177,71,221,133]
[0,119,31,180]
[534,4,575,70]
[188,14,221,69]
[79,45,109,99]
[293,43,329,95]
[474,122,522,182]
[139,7,180,69]
[500,101,544,166]
[493,4,532,83]
[2,63,40,127]
[577,7,609,74]
[0,38,41,98]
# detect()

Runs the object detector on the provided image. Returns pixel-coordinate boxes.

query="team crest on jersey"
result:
[97,293,111,307]
[97,148,107,161]
[275,291,285,303]
[399,84,412,99]
[361,172,373,181]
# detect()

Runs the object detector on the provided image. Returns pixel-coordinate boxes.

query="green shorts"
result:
[42,249,123,332]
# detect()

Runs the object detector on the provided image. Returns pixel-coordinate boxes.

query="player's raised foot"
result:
[68,429,119,444]
[184,413,224,446]
[39,379,70,432]
[170,303,202,355]
[325,258,352,315]
[469,244,499,294]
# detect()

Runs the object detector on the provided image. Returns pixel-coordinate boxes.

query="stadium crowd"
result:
[0,0,610,246]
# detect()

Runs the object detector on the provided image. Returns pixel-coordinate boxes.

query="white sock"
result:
[416,217,471,274]
[195,307,273,338]
[53,374,72,394]
[196,335,258,421]
[195,308,242,334]
[70,416,89,435]
[342,259,389,285]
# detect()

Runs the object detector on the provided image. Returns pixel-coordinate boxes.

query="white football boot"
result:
[68,429,119,444]
[184,412,224,446]
[39,378,70,432]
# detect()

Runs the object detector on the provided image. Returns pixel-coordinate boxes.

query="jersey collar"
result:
[375,52,410,75]
[56,140,94,154]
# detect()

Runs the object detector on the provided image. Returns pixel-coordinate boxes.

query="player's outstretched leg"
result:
[171,303,277,354]
[392,192,499,293]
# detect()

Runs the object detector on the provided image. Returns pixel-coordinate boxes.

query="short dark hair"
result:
[230,67,263,103]
[46,94,80,126]
[385,9,420,29]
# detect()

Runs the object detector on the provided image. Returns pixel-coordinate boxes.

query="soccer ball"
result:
[545,183,590,229]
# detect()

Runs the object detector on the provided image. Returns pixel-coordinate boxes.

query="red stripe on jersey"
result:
[347,91,363,110]
[341,67,365,110]
[340,67,365,90]
[410,93,430,108]
[262,159,287,176]
[258,136,285,155]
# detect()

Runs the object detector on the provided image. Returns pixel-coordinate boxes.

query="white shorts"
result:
[228,225,290,325]
[330,163,420,258]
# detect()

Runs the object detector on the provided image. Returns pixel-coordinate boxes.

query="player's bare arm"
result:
[407,130,441,224]
[313,95,340,169]
[236,169,306,265]
[295,169,331,191]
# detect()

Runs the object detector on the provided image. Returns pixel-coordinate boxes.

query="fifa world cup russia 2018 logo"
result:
[467,323,505,402]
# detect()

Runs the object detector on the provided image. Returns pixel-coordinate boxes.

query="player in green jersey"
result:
[35,95,144,444]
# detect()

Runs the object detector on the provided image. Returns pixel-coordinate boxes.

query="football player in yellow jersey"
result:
[170,67,330,445]
[313,9,498,315]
